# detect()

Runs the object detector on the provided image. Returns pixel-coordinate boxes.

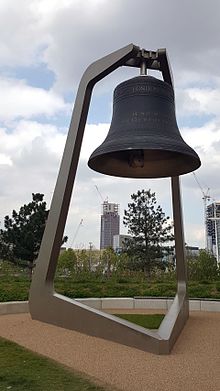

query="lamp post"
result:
[29,44,200,354]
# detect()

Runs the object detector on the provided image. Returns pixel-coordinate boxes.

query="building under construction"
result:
[100,201,120,249]
[207,201,220,263]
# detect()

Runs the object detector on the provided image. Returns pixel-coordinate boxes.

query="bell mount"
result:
[29,44,194,355]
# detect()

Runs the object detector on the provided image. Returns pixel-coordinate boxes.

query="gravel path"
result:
[0,311,220,391]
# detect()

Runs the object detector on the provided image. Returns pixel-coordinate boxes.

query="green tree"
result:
[75,249,90,272]
[0,193,67,277]
[187,249,219,281]
[57,248,77,276]
[100,247,118,278]
[123,189,174,276]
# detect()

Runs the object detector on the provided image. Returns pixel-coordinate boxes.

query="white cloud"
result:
[0,120,66,233]
[80,123,108,160]
[0,77,68,121]
[182,121,220,151]
[1,0,220,92]
[185,223,205,247]
[0,116,218,249]
[0,0,47,67]
[0,0,220,250]
[176,87,220,118]
[40,0,220,92]
[0,153,12,166]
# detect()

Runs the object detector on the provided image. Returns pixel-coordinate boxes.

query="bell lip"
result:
[88,149,201,179]
[88,130,198,165]
[88,141,201,165]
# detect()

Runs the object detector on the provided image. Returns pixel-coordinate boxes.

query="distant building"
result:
[206,201,220,263]
[113,234,131,252]
[100,201,120,249]
[60,247,67,254]
[185,246,199,257]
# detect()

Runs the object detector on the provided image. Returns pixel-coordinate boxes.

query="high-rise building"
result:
[113,234,131,253]
[206,201,220,263]
[100,201,120,249]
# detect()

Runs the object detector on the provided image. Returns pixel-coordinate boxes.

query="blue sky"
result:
[0,0,220,249]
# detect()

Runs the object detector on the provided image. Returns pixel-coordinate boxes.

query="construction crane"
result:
[94,185,108,203]
[95,185,104,202]
[192,172,211,249]
[70,219,83,248]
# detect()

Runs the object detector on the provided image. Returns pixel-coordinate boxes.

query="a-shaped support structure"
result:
[29,44,189,354]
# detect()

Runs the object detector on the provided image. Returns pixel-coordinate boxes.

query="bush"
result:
[0,275,30,302]
[187,250,219,281]
[215,281,220,292]
[56,249,77,276]
[0,263,220,302]
[0,260,24,276]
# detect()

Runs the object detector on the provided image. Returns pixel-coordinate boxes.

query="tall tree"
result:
[123,189,174,276]
[57,248,77,276]
[100,247,118,278]
[0,193,68,277]
[187,249,219,281]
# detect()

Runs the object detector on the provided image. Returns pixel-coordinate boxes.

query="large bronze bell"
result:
[88,75,201,178]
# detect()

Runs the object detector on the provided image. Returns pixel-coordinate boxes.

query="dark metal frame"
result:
[29,44,188,354]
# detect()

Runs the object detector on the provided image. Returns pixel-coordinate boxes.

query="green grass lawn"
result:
[113,313,164,329]
[0,337,109,391]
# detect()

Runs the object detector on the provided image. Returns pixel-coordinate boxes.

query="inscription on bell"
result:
[132,85,158,93]
[114,78,174,103]
[123,111,170,125]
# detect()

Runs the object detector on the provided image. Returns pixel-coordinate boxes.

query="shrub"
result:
[187,250,219,281]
